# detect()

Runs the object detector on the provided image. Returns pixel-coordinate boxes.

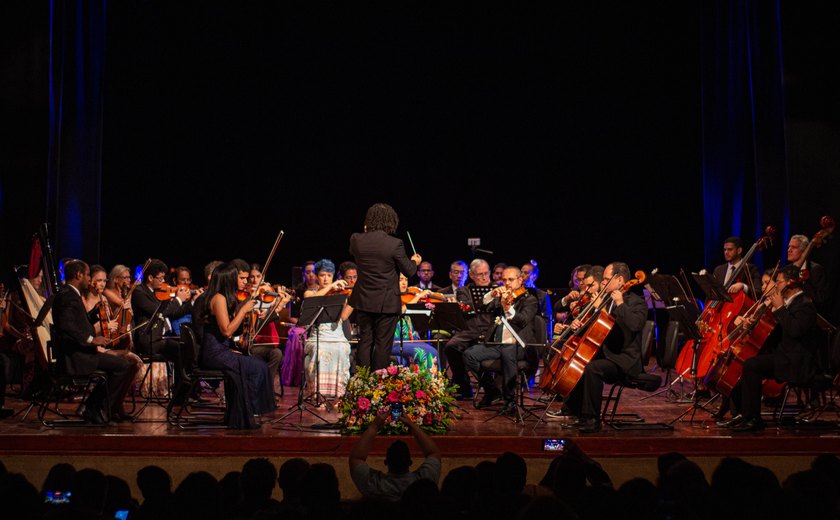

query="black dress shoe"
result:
[110,411,134,423]
[476,392,502,409]
[715,414,745,428]
[82,407,107,425]
[577,417,602,433]
[729,417,765,432]
[500,401,517,416]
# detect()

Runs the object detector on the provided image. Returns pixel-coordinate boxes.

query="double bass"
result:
[706,216,835,396]
[540,271,646,396]
[674,227,775,380]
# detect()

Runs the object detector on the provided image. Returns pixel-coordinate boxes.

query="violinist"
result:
[247,263,285,394]
[303,259,353,399]
[190,260,223,341]
[289,260,319,323]
[787,234,828,308]
[444,259,495,400]
[552,266,604,337]
[168,266,196,336]
[554,264,592,324]
[394,273,439,366]
[338,261,359,287]
[713,237,762,297]
[131,259,196,395]
[52,260,134,424]
[521,260,552,334]
[463,266,539,415]
[721,265,820,432]
[559,262,647,433]
[492,263,507,286]
[199,261,276,428]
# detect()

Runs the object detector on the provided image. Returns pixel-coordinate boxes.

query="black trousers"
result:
[740,354,777,420]
[444,330,482,395]
[355,311,399,371]
[87,353,134,414]
[564,357,623,419]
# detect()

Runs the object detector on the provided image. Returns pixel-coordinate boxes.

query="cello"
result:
[707,216,835,396]
[674,227,775,380]
[540,271,646,397]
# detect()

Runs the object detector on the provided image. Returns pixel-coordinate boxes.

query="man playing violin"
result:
[492,263,507,286]
[555,264,592,324]
[339,261,359,287]
[444,259,496,400]
[560,262,647,432]
[463,266,539,415]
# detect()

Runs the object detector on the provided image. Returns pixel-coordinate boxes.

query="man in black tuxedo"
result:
[712,236,762,298]
[561,262,648,432]
[412,261,441,291]
[438,261,467,301]
[349,203,422,370]
[723,265,820,431]
[52,260,133,423]
[787,234,829,309]
[131,259,196,395]
[463,266,539,415]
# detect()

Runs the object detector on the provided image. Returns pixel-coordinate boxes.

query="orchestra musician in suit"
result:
[348,203,422,371]
[560,262,647,433]
[555,264,592,324]
[52,260,134,424]
[719,265,820,432]
[413,261,441,291]
[712,236,762,297]
[439,261,468,301]
[787,234,829,309]
[463,266,539,415]
[443,259,495,400]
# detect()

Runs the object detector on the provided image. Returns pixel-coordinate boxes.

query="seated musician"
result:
[168,266,196,336]
[190,260,223,341]
[463,266,539,415]
[443,259,496,400]
[394,273,439,366]
[555,264,592,324]
[413,261,441,291]
[559,262,647,433]
[247,262,285,395]
[713,236,762,296]
[0,278,39,398]
[787,234,828,309]
[82,265,143,395]
[492,263,507,286]
[718,265,820,432]
[439,261,468,302]
[130,259,198,397]
[303,259,353,400]
[521,259,553,335]
[52,260,134,424]
[338,261,359,287]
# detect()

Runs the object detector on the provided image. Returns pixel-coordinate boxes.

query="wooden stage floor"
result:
[2,375,839,461]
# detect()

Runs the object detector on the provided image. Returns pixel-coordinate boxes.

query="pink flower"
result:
[387,366,399,376]
[415,390,427,400]
[387,391,400,403]
[357,397,370,410]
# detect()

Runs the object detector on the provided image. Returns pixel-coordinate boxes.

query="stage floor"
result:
[2,375,839,460]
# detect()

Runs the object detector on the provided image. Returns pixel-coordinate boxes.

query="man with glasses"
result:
[444,259,496,400]
[439,261,468,302]
[413,262,440,291]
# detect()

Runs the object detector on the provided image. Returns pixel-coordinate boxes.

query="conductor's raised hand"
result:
[411,253,422,266]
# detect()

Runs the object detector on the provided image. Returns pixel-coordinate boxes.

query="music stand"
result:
[402,304,433,363]
[273,294,346,427]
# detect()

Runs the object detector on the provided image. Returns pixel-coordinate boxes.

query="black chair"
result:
[600,321,673,430]
[772,373,837,425]
[166,324,227,429]
[130,352,171,419]
[36,336,110,427]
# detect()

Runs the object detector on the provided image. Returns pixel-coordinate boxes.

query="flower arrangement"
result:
[339,352,457,435]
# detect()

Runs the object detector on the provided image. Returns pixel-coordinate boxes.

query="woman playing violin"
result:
[82,265,142,419]
[394,274,439,366]
[303,259,353,401]
[247,263,286,395]
[200,261,276,428]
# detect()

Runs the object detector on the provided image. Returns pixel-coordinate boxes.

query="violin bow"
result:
[249,230,285,346]
[406,231,417,256]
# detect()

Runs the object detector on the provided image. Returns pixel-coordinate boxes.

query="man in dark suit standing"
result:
[463,266,538,415]
[52,260,133,423]
[561,262,648,432]
[724,264,820,431]
[349,203,422,371]
[712,236,762,298]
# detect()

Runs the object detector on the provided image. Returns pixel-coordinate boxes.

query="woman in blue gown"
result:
[200,261,277,428]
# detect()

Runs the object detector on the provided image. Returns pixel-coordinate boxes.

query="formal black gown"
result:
[200,321,276,428]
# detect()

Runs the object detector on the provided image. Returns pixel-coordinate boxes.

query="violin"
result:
[500,286,527,306]
[402,286,447,304]
[237,285,292,303]
[98,294,113,342]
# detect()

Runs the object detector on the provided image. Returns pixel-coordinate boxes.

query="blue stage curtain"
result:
[46,0,107,261]
[700,0,789,269]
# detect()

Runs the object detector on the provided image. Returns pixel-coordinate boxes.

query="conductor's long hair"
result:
[364,203,399,235]
[203,262,240,321]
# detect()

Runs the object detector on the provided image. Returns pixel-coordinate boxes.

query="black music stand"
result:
[273,294,346,427]
[667,275,728,426]
[428,302,468,333]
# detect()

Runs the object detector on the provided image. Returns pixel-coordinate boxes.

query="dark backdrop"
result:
[2,2,838,313]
